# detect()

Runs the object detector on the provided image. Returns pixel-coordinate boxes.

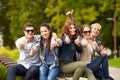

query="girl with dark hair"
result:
[31,23,62,80]
[39,23,62,80]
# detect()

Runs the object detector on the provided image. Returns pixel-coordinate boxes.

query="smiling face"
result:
[82,26,91,39]
[69,24,76,36]
[24,26,34,39]
[91,26,100,38]
[40,26,50,40]
[91,23,101,38]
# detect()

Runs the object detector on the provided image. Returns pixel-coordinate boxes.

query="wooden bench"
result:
[0,55,76,80]
[0,55,17,68]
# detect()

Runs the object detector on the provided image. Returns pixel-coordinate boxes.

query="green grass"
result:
[0,47,19,80]
[0,64,7,80]
[108,57,120,68]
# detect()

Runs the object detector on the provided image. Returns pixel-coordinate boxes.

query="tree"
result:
[44,0,100,36]
[44,0,120,50]
[5,0,49,48]
[0,0,120,50]
[0,0,13,47]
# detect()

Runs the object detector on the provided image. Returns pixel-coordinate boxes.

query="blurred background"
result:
[0,0,120,79]
[0,0,120,56]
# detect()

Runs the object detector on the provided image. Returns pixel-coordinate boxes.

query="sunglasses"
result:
[83,30,91,34]
[25,29,34,33]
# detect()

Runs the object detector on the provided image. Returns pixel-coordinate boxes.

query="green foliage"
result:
[0,0,120,50]
[0,47,20,80]
[0,47,19,61]
[116,0,120,38]
[5,0,49,43]
[45,0,100,35]
[0,64,7,80]
[109,57,120,68]
[0,64,23,80]
[7,0,35,40]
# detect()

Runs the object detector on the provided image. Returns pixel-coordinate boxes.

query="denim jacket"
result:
[59,35,83,63]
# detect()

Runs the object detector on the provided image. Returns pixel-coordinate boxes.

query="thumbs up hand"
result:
[81,38,88,47]
[65,34,71,44]
[75,36,81,46]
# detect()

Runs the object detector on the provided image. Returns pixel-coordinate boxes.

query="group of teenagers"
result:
[6,10,114,80]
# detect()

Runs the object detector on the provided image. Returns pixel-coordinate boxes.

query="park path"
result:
[109,67,120,80]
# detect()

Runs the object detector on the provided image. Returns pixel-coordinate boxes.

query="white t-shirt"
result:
[15,35,41,69]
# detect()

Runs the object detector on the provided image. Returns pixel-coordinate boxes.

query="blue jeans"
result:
[87,55,110,79]
[6,64,40,80]
[39,64,60,80]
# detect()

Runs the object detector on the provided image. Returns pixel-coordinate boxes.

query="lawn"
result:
[108,57,120,68]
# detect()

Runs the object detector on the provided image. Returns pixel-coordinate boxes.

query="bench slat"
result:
[0,55,75,79]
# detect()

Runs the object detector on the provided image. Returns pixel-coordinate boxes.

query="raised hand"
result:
[19,38,28,48]
[75,36,81,46]
[100,48,106,57]
[30,48,37,56]
[51,33,58,48]
[56,38,62,46]
[65,34,71,44]
[66,10,73,21]
[51,38,57,49]
[81,38,88,47]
